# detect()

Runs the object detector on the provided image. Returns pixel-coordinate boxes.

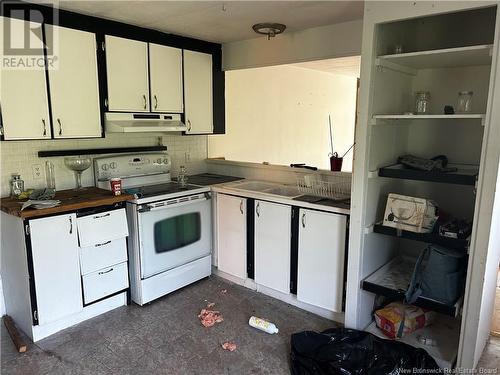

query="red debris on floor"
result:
[221,342,237,352]
[198,308,224,327]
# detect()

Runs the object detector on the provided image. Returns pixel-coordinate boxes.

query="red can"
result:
[110,178,122,196]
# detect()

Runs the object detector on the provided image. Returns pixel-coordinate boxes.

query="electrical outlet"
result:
[184,151,191,163]
[32,164,43,179]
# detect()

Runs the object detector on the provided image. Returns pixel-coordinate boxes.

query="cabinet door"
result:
[216,194,247,279]
[149,43,183,113]
[105,35,149,112]
[29,213,83,325]
[183,50,213,134]
[297,209,346,312]
[46,25,101,138]
[1,18,51,140]
[254,200,291,294]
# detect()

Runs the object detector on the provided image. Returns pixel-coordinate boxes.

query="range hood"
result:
[105,112,186,133]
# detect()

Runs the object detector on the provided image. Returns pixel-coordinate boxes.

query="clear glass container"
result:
[10,174,24,198]
[45,161,56,190]
[178,165,188,188]
[415,91,431,114]
[457,91,473,113]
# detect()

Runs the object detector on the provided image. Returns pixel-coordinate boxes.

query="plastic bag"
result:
[290,327,439,375]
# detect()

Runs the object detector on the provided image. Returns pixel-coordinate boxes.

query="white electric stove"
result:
[94,152,212,305]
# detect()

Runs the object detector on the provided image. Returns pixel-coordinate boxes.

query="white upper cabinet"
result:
[46,25,101,138]
[297,209,346,312]
[1,17,51,140]
[183,50,213,134]
[105,35,149,112]
[254,200,291,294]
[216,194,247,279]
[149,43,183,113]
[29,213,83,325]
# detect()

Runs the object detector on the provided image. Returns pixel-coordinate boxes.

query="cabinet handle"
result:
[95,240,112,247]
[301,213,306,228]
[98,268,113,275]
[69,216,73,234]
[187,120,192,131]
[57,118,62,136]
[256,202,260,217]
[142,94,147,110]
[104,98,108,108]
[42,119,46,136]
[240,200,244,214]
[154,95,158,110]
[93,213,111,219]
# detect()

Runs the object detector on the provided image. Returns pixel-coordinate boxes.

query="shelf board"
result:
[362,256,463,317]
[365,315,460,369]
[377,44,493,70]
[378,163,478,186]
[371,114,486,126]
[38,145,168,157]
[373,223,470,250]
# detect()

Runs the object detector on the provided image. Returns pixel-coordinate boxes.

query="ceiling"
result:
[45,1,364,43]
[292,55,361,77]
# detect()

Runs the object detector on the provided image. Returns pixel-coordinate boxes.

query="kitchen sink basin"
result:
[264,187,301,197]
[226,180,302,198]
[229,181,278,192]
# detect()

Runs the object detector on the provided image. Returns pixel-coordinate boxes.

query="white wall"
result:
[0,134,208,197]
[208,65,358,171]
[222,19,363,71]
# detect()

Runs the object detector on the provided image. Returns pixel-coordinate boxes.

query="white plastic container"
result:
[248,316,279,334]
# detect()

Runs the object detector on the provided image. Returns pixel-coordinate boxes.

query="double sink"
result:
[224,180,302,198]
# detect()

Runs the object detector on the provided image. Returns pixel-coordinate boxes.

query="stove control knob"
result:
[163,158,169,164]
[110,162,117,169]
[156,158,162,164]
[101,164,109,171]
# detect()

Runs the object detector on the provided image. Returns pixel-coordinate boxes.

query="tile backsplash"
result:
[0,134,208,197]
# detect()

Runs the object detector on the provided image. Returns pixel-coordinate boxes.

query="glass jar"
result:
[457,91,473,113]
[10,174,24,198]
[177,165,188,188]
[415,91,431,114]
[45,161,56,190]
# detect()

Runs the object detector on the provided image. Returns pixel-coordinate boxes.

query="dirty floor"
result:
[1,275,499,374]
[1,276,337,374]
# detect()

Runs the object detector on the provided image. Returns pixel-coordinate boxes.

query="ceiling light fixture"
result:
[252,23,286,40]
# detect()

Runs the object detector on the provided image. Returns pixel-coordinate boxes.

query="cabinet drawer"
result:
[79,237,128,275]
[77,208,128,247]
[82,262,129,304]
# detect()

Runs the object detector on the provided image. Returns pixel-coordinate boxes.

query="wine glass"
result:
[64,156,92,190]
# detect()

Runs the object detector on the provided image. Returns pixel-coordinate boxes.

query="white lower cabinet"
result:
[79,237,128,275]
[254,200,291,294]
[297,209,346,312]
[216,194,247,279]
[29,213,83,325]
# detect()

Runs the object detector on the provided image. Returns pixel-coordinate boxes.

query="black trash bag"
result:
[290,327,441,375]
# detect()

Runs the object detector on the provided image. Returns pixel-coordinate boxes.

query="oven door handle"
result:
[138,194,210,213]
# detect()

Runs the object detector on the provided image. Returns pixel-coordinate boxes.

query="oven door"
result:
[137,193,212,279]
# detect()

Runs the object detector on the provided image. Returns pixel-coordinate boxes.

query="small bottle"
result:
[249,316,279,334]
[415,91,431,114]
[457,91,473,113]
[45,161,56,190]
[178,165,188,188]
[10,174,24,198]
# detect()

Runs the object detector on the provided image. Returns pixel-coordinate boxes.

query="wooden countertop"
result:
[0,187,134,219]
